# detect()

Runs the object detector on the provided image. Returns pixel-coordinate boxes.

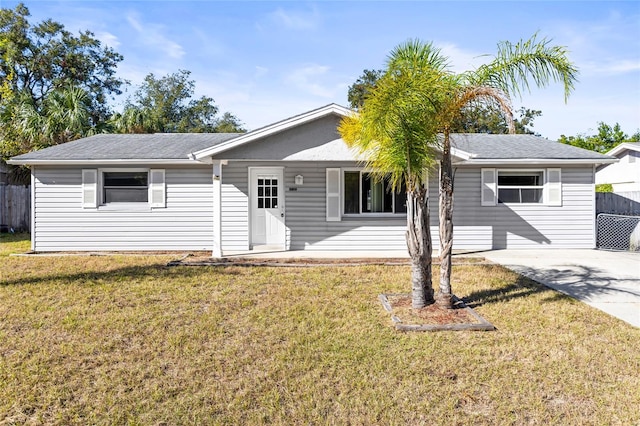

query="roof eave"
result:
[193,103,351,160]
[606,142,640,157]
[455,158,619,166]
[6,158,205,166]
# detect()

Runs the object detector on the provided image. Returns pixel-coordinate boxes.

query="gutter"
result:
[454,158,618,166]
[7,158,205,166]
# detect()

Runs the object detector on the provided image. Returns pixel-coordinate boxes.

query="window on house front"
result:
[343,171,407,214]
[497,170,544,204]
[103,171,148,203]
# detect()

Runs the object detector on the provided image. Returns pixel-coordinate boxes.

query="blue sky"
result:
[3,0,639,139]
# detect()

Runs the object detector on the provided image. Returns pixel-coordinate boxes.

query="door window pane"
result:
[257,176,279,209]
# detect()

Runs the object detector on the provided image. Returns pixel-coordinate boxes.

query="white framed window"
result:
[81,168,165,209]
[497,170,544,204]
[326,169,406,221]
[103,170,149,203]
[481,168,562,206]
[344,171,407,215]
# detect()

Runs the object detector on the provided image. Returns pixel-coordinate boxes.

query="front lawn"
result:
[1,249,638,424]
[0,232,30,256]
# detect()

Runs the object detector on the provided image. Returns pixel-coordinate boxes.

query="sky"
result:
[2,0,639,140]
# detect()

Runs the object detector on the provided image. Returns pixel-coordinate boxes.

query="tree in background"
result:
[348,69,543,135]
[452,106,542,135]
[559,122,640,153]
[347,69,383,110]
[112,70,245,134]
[0,4,124,128]
[0,3,124,183]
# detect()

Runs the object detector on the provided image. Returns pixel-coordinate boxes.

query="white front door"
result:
[250,167,285,248]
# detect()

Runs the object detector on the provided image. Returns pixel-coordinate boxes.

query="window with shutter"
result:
[149,169,166,208]
[546,168,562,206]
[82,169,98,208]
[326,168,341,221]
[481,168,497,206]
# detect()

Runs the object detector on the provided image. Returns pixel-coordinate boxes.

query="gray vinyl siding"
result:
[221,161,407,251]
[32,166,214,251]
[284,162,407,250]
[430,166,596,249]
[220,163,249,251]
[219,162,595,252]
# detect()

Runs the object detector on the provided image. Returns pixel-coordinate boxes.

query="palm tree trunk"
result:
[406,186,434,308]
[437,132,454,308]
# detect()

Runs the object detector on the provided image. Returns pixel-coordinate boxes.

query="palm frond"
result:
[471,33,579,102]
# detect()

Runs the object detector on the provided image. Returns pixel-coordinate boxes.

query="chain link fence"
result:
[596,214,640,252]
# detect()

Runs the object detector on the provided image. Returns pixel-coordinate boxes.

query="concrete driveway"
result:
[482,249,640,327]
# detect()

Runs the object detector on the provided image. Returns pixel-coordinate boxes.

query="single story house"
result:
[9,104,616,255]
[596,142,639,192]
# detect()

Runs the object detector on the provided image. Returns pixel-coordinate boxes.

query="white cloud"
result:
[126,13,185,59]
[95,31,120,49]
[285,64,344,98]
[436,42,490,73]
[267,6,320,31]
[583,59,640,75]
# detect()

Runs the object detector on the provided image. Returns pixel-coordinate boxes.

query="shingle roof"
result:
[450,133,612,160]
[10,133,241,161]
[9,127,614,164]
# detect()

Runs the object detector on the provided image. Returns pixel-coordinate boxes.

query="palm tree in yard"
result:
[341,34,578,309]
[339,42,448,308]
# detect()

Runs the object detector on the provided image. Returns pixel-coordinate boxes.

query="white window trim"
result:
[91,168,166,210]
[341,168,407,217]
[496,169,545,205]
[482,168,563,207]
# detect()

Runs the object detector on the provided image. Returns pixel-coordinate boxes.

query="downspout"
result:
[31,167,36,251]
[592,164,597,249]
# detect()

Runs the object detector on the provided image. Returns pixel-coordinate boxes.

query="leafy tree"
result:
[215,112,246,133]
[348,69,542,134]
[347,69,383,110]
[559,122,639,153]
[0,3,124,182]
[112,70,245,133]
[342,35,577,309]
[0,3,124,125]
[453,106,542,135]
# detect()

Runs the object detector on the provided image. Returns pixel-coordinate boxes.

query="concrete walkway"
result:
[482,249,640,328]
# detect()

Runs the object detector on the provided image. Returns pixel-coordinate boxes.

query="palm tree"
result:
[338,41,448,308]
[110,105,163,134]
[432,35,578,308]
[342,35,578,309]
[16,85,93,149]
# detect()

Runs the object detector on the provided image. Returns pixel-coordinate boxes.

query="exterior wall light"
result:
[295,175,304,185]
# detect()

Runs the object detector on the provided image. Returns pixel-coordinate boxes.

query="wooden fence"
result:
[596,191,640,216]
[0,185,30,232]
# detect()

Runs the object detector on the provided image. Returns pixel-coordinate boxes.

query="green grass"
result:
[0,247,639,424]
[0,232,30,256]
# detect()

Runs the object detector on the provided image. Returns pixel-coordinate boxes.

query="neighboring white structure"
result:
[9,104,616,254]
[596,142,640,192]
